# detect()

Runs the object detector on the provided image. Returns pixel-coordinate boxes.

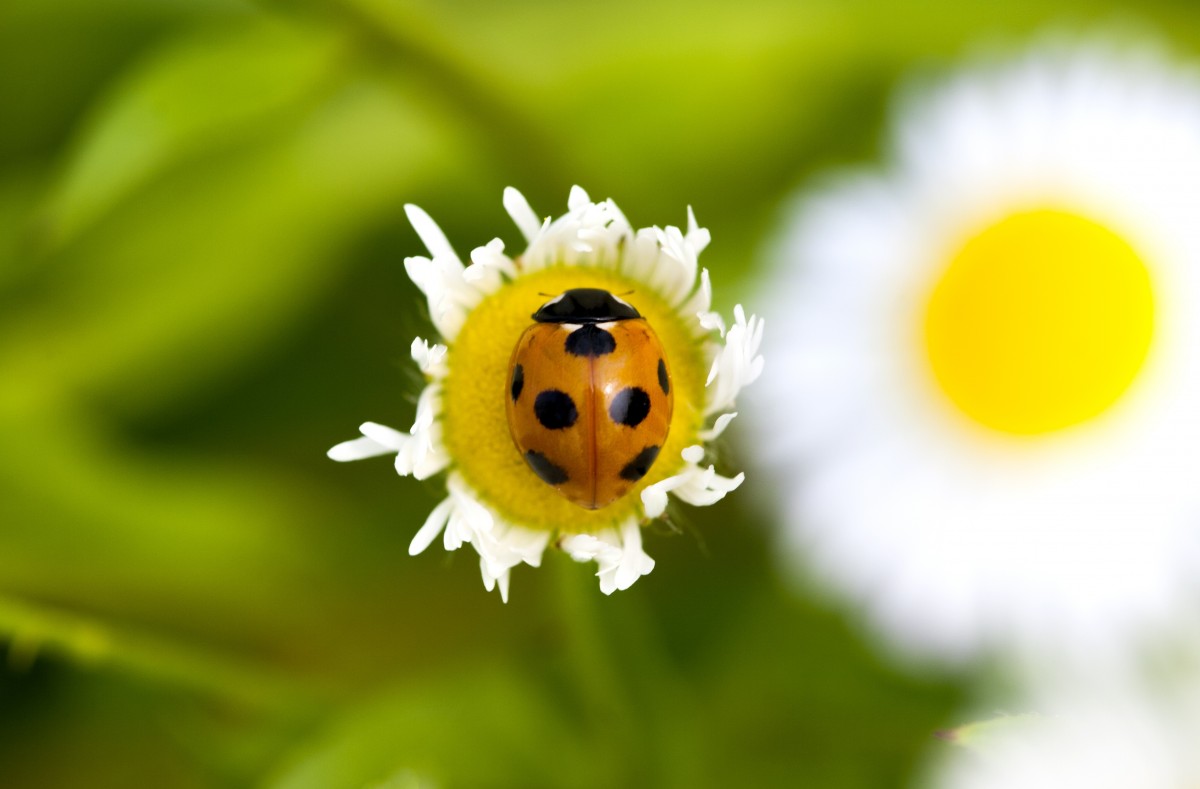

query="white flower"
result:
[923,680,1200,789]
[560,520,656,595]
[754,37,1200,668]
[641,445,745,518]
[330,187,762,599]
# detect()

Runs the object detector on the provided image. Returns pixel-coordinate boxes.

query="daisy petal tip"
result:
[326,442,357,461]
[327,434,391,462]
[502,186,538,238]
[402,203,432,231]
[702,412,738,440]
[409,498,452,556]
[641,488,669,519]
[404,203,458,263]
[567,185,591,210]
[407,532,433,557]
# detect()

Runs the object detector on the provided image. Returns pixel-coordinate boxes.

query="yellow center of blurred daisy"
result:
[924,210,1154,436]
[442,266,708,532]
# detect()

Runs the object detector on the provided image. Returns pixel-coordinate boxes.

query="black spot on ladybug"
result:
[564,324,616,357]
[657,358,670,395]
[510,364,524,402]
[526,450,569,485]
[609,387,650,428]
[534,389,578,429]
[619,445,661,481]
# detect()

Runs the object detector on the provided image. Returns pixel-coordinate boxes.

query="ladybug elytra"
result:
[505,288,674,510]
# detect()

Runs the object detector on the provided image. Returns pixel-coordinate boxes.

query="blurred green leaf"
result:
[0,166,45,291]
[0,402,349,651]
[42,19,350,244]
[5,69,473,417]
[0,0,241,165]
[364,771,438,789]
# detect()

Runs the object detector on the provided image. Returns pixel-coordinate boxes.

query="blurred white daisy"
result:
[329,187,762,600]
[923,680,1200,789]
[755,38,1200,667]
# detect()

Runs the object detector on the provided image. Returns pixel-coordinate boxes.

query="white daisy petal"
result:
[409,497,454,556]
[561,520,655,595]
[609,520,656,593]
[327,435,393,462]
[567,185,591,211]
[359,421,410,451]
[924,676,1200,789]
[705,305,765,415]
[404,203,460,265]
[680,268,715,329]
[686,206,711,254]
[393,386,449,480]
[328,421,411,461]
[652,224,700,306]
[410,338,448,378]
[503,186,542,244]
[698,309,726,337]
[641,445,743,518]
[403,255,473,341]
[700,411,738,441]
[465,238,517,283]
[483,564,510,604]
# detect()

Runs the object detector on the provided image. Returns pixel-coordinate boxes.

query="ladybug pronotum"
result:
[505,288,674,510]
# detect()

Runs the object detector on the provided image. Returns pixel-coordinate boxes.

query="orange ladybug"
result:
[506,288,674,510]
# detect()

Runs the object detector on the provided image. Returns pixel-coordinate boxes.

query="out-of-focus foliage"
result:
[4,0,1197,786]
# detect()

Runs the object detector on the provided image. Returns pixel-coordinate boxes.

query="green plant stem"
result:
[548,556,646,781]
[548,556,631,720]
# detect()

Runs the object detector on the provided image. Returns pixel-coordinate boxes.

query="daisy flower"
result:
[754,38,1200,667]
[329,187,762,600]
[924,680,1200,788]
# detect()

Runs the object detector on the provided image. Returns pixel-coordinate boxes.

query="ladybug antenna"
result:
[617,289,635,297]
[537,292,555,297]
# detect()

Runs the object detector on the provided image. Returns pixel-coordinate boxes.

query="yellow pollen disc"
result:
[442,266,708,533]
[923,210,1154,436]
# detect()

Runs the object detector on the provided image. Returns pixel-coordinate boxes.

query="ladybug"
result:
[506,288,674,510]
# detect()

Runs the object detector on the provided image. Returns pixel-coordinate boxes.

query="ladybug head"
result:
[532,288,642,324]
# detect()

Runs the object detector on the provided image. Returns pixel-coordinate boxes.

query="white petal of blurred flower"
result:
[922,680,1200,789]
[753,36,1200,669]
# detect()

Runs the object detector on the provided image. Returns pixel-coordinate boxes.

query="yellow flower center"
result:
[923,209,1155,436]
[442,266,708,532]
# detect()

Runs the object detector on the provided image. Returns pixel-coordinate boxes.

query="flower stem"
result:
[548,555,647,782]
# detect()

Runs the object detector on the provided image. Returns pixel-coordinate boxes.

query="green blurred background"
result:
[3,1,1197,786]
